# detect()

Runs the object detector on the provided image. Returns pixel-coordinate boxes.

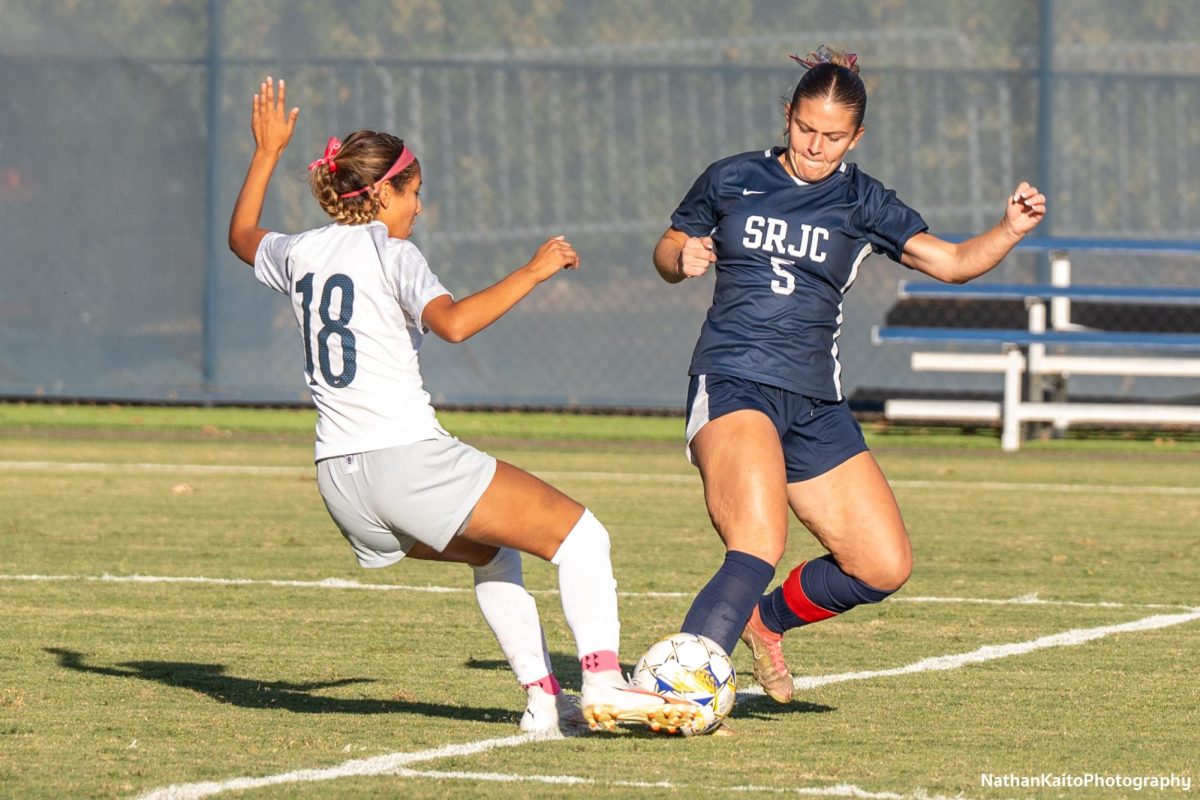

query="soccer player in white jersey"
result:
[228,77,699,735]
[653,47,1046,706]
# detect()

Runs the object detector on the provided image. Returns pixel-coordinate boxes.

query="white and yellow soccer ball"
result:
[632,632,736,735]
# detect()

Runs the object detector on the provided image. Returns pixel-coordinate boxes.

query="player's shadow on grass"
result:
[46,647,516,724]
[466,652,584,691]
[734,693,835,717]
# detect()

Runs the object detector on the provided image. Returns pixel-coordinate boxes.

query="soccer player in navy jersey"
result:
[652,47,1046,705]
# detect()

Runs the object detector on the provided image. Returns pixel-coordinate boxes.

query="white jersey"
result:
[254,221,451,461]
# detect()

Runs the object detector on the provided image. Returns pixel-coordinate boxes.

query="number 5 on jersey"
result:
[770,257,796,296]
[295,272,358,388]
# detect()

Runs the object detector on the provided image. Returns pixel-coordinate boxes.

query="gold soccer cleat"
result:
[740,606,795,703]
[581,680,703,733]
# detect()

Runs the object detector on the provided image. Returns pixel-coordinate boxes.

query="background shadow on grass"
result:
[46,647,517,723]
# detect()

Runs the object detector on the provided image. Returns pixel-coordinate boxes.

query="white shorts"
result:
[316,434,498,568]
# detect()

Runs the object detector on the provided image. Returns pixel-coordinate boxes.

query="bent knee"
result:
[842,545,912,593]
[862,559,911,593]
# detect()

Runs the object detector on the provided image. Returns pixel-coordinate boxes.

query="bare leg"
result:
[691,410,790,564]
[459,461,616,657]
[786,451,911,591]
[459,460,700,732]
[406,538,497,567]
[680,410,787,657]
[741,453,911,705]
[457,461,584,559]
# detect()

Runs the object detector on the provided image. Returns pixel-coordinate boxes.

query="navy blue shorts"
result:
[685,373,868,482]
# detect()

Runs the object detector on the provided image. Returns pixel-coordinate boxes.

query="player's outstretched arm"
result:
[423,235,578,343]
[228,76,299,266]
[653,228,715,283]
[900,181,1046,284]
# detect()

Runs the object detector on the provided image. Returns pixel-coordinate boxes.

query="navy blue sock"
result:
[681,550,776,656]
[758,554,895,634]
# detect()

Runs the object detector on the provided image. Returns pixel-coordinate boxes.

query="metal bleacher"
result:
[872,249,1200,450]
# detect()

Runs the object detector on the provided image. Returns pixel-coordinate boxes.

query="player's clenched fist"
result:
[1003,181,1047,237]
[678,236,716,278]
[526,235,580,281]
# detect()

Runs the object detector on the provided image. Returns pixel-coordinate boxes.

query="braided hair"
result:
[307,130,420,224]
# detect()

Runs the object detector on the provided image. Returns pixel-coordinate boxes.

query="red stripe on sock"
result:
[580,650,620,673]
[522,674,561,695]
[781,562,838,623]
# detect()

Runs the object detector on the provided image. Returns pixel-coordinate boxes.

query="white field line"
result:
[737,608,1200,698]
[2,572,1196,611]
[2,459,1199,496]
[132,732,541,800]
[889,479,1200,496]
[543,473,1200,497]
[394,768,966,799]
[0,460,307,476]
[892,593,1196,611]
[131,607,1199,800]
[0,573,468,594]
[136,752,956,800]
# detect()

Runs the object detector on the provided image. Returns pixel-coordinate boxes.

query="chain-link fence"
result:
[2,1,1198,409]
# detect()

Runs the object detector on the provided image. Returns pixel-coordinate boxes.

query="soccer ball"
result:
[631,632,736,735]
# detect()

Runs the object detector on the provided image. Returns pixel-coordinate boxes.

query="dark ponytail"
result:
[788,47,867,128]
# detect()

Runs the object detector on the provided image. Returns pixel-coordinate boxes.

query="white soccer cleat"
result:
[519,685,587,734]
[581,672,705,734]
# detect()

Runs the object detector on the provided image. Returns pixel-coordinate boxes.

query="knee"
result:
[709,511,787,566]
[864,559,911,593]
[471,544,516,575]
[842,536,911,593]
[551,508,610,566]
[852,549,911,592]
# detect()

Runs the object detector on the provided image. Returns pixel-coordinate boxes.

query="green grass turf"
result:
[1,404,1198,799]
[3,399,1199,450]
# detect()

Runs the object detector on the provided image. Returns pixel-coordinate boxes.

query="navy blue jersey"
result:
[671,147,927,401]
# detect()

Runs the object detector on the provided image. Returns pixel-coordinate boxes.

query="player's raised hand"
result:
[679,236,717,278]
[526,235,579,281]
[1004,181,1046,236]
[252,76,299,157]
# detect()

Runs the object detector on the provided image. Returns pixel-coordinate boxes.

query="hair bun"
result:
[789,45,860,75]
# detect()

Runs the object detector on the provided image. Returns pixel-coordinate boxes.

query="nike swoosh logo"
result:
[742,188,765,195]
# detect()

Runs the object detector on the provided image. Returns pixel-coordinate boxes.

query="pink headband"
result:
[339,146,416,199]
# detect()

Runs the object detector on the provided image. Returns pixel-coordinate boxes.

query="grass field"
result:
[2,404,1198,799]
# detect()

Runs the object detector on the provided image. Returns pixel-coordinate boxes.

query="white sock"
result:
[551,508,620,658]
[472,547,554,686]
